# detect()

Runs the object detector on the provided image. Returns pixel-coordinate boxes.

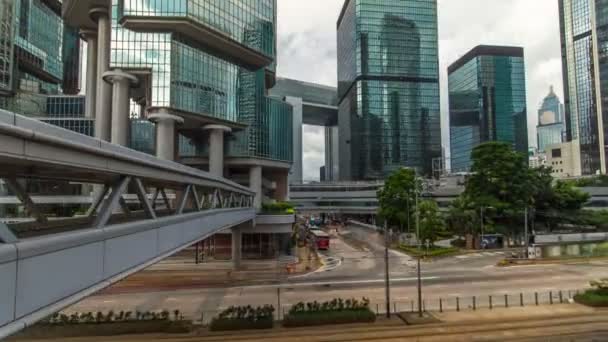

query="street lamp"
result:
[414,177,430,318]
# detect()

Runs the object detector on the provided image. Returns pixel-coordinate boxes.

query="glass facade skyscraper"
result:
[110,0,292,163]
[337,0,441,180]
[537,86,565,152]
[448,46,528,172]
[0,0,81,115]
[559,0,608,175]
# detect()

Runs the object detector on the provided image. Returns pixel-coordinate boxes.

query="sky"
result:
[276,0,565,181]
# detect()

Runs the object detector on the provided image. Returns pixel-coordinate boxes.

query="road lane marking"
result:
[241,276,441,290]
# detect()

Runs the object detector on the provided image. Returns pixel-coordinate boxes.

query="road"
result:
[62,224,608,321]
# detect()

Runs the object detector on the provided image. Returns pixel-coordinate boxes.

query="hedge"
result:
[574,289,608,307]
[209,305,275,331]
[399,245,460,258]
[283,309,376,327]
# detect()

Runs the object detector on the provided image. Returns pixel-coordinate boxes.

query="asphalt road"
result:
[62,225,608,321]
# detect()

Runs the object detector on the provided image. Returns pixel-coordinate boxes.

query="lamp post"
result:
[480,207,484,249]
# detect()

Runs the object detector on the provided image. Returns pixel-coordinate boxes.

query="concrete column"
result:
[285,96,303,183]
[80,29,97,120]
[103,69,138,146]
[149,109,184,161]
[231,225,242,269]
[90,7,112,141]
[274,170,289,201]
[250,165,263,211]
[203,125,231,177]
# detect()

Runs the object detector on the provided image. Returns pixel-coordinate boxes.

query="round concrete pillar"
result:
[249,165,263,211]
[90,6,112,142]
[103,69,138,146]
[149,109,184,161]
[80,29,98,120]
[203,125,231,177]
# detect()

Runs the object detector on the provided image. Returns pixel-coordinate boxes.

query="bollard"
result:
[535,292,539,306]
[550,291,554,305]
[568,290,571,299]
[376,303,379,314]
[473,296,476,311]
[559,291,563,304]
[505,294,509,308]
[489,295,493,310]
[520,293,524,307]
[456,297,460,312]
[440,298,443,313]
[411,300,414,313]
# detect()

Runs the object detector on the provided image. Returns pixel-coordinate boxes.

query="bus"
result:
[309,230,330,250]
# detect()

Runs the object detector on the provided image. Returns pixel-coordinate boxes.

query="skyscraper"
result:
[0,0,81,116]
[559,0,608,175]
[537,86,565,152]
[448,45,528,172]
[337,0,441,180]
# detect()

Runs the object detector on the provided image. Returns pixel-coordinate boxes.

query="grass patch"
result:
[574,289,608,307]
[398,245,460,258]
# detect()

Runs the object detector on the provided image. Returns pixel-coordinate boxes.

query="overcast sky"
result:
[276,0,564,181]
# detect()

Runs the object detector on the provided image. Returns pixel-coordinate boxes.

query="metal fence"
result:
[192,288,586,325]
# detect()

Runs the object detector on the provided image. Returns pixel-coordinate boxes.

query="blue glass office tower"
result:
[559,0,608,175]
[448,46,528,172]
[537,86,565,152]
[337,0,441,180]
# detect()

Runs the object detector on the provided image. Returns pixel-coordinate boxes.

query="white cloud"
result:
[277,0,565,179]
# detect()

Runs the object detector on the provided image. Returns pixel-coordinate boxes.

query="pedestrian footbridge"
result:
[0,110,256,338]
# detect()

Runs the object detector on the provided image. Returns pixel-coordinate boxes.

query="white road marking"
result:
[243,276,441,290]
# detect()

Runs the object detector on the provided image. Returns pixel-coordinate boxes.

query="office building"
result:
[269,77,338,183]
[449,45,528,172]
[0,0,81,115]
[559,0,608,175]
[0,0,296,263]
[337,0,442,180]
[537,86,565,151]
[545,141,582,178]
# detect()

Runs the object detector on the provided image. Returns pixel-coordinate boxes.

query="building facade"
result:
[559,0,608,175]
[545,141,582,178]
[448,45,528,172]
[537,86,565,152]
[337,0,441,180]
[269,77,338,183]
[0,0,81,115]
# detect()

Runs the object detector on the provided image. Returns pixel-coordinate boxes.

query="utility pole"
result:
[480,207,484,249]
[384,221,391,319]
[416,178,423,318]
[524,206,529,259]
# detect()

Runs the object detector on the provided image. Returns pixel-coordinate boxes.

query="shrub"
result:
[283,298,376,328]
[261,202,295,215]
[399,245,460,258]
[574,279,608,307]
[209,305,275,331]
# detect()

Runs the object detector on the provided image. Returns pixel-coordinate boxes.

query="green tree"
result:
[377,168,419,232]
[418,200,446,245]
[446,196,478,238]
[551,181,590,211]
[465,142,535,212]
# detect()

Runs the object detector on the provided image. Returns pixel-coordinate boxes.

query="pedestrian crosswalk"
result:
[455,251,505,259]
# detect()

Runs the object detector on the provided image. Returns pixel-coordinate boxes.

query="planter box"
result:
[11,320,193,339]
[283,309,376,328]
